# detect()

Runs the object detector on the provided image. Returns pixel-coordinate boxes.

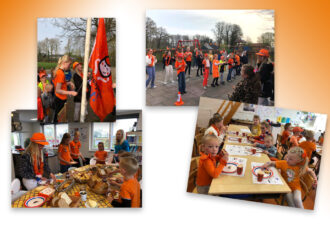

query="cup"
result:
[238,138,242,143]
[242,132,246,137]
[257,171,264,182]
[251,148,256,154]
[237,164,243,175]
[80,191,87,201]
[236,131,239,136]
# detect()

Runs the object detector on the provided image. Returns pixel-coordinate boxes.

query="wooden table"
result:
[12,165,113,208]
[208,125,291,195]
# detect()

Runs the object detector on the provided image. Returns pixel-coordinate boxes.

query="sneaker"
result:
[182,91,187,94]
[171,80,175,83]
[150,85,157,89]
[221,82,225,85]
[215,83,219,86]
[203,86,207,89]
[211,84,215,87]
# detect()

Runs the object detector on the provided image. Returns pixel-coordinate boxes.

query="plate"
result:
[222,162,238,173]
[252,166,274,179]
[24,196,46,208]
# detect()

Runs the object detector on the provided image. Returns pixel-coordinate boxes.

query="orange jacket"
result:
[196,152,227,186]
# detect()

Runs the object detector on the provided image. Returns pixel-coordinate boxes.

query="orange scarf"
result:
[211,124,220,136]
[32,154,44,176]
[148,55,154,66]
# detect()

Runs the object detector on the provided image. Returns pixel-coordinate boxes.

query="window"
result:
[43,124,68,147]
[111,118,138,150]
[11,132,21,148]
[91,123,111,151]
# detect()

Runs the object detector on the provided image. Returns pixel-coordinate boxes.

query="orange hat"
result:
[256,49,269,57]
[38,72,47,78]
[72,62,81,70]
[293,127,304,133]
[178,53,183,58]
[30,133,49,146]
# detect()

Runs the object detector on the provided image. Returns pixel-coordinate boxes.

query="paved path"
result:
[146,65,242,106]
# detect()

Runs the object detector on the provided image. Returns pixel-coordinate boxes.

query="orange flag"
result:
[89,18,115,121]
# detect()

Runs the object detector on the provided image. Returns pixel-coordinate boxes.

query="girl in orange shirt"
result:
[94,142,108,164]
[210,54,221,87]
[196,134,228,194]
[58,133,77,173]
[262,147,316,208]
[53,55,77,123]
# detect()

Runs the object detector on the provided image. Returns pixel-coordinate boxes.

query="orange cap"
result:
[72,62,81,70]
[30,133,49,146]
[256,49,269,57]
[178,53,183,58]
[38,72,47,78]
[293,127,304,133]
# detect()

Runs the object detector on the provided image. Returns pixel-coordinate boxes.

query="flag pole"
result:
[80,18,92,123]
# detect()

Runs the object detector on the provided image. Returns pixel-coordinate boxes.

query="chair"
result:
[11,178,27,203]
[276,134,282,148]
[300,173,315,202]
[187,157,199,193]
[276,145,285,160]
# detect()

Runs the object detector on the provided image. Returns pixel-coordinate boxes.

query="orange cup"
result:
[251,148,256,154]
[237,164,243,175]
[257,171,264,182]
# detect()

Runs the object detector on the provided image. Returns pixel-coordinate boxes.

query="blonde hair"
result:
[200,134,220,153]
[116,129,125,145]
[264,135,273,143]
[287,146,309,176]
[119,157,139,176]
[25,141,43,166]
[55,55,71,73]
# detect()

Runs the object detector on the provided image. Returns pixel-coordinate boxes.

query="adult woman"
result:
[204,113,227,144]
[255,49,274,106]
[114,129,130,162]
[72,62,90,122]
[53,55,77,123]
[146,49,157,89]
[163,51,175,84]
[228,64,262,104]
[16,133,54,190]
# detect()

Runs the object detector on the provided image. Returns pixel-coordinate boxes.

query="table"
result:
[208,125,291,195]
[12,165,113,208]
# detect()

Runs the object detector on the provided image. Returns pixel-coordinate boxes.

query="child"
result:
[174,53,187,94]
[262,147,316,208]
[253,135,277,160]
[250,115,261,137]
[164,51,175,84]
[249,121,271,144]
[299,130,316,160]
[94,142,108,164]
[219,56,226,85]
[196,134,228,194]
[281,123,292,146]
[204,113,227,143]
[202,54,210,89]
[69,131,86,167]
[107,156,141,207]
[211,54,221,87]
[58,133,77,173]
[290,127,304,147]
[41,84,54,123]
[37,87,44,121]
[196,51,203,77]
[208,51,213,75]
[226,53,234,82]
[38,72,50,93]
[184,47,192,76]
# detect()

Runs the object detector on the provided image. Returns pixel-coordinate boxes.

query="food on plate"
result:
[39,187,55,198]
[87,199,98,208]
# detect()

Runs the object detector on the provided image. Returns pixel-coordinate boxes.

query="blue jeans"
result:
[146,66,155,88]
[209,62,213,74]
[60,164,70,173]
[227,68,233,81]
[220,72,224,82]
[177,72,186,93]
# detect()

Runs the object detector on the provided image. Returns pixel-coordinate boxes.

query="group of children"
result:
[37,55,92,123]
[195,114,319,209]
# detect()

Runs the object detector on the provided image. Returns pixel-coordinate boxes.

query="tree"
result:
[229,24,243,47]
[257,32,274,46]
[146,17,157,48]
[212,22,225,46]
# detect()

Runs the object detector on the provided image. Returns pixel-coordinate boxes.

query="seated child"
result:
[253,135,277,160]
[262,147,317,209]
[196,134,228,194]
[250,115,261,136]
[94,142,108,164]
[290,127,304,147]
[249,121,272,144]
[299,130,316,160]
[318,132,324,145]
[281,123,292,146]
[107,156,141,208]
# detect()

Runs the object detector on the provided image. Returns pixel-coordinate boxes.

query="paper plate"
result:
[252,166,274,179]
[222,162,238,173]
[24,196,46,208]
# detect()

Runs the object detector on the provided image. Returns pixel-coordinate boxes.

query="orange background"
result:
[1,0,330,223]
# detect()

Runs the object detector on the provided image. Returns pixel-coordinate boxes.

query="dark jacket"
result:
[197,54,203,66]
[256,62,274,99]
[73,73,91,103]
[228,74,262,104]
[16,152,51,179]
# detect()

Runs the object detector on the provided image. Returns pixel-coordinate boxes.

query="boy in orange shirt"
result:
[290,127,304,147]
[69,131,85,167]
[299,130,316,160]
[94,142,108,164]
[58,133,77,173]
[226,53,235,82]
[196,134,228,194]
[174,53,187,94]
[281,123,292,146]
[107,156,141,208]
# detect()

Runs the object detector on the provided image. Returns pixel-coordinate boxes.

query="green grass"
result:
[38,62,57,70]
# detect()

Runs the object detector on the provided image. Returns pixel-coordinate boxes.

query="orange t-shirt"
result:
[281,130,291,145]
[94,150,108,161]
[299,141,316,160]
[175,60,186,75]
[227,58,234,69]
[196,152,227,186]
[185,52,192,61]
[119,178,141,208]
[212,60,220,78]
[54,69,67,100]
[69,141,81,159]
[290,135,299,147]
[235,55,240,65]
[275,160,301,191]
[58,144,72,165]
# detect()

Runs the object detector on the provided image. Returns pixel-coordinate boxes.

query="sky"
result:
[146,10,274,43]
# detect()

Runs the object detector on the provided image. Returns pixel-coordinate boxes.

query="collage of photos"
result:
[146,10,274,106]
[11,110,142,208]
[187,97,326,210]
[37,18,116,123]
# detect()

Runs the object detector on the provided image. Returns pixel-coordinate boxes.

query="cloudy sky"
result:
[146,10,274,42]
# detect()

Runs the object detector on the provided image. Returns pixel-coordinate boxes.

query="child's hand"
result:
[221,150,229,162]
[261,162,272,169]
[69,91,78,96]
[263,150,269,155]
